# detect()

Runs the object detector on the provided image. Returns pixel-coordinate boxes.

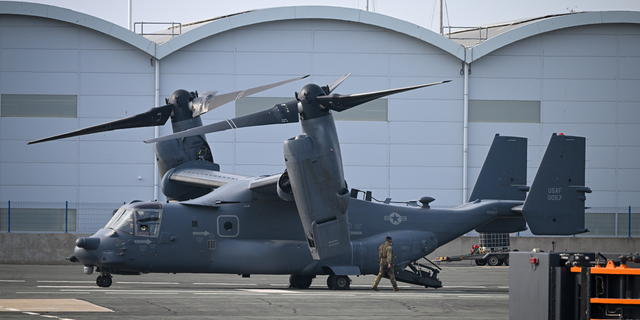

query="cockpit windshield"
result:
[104,207,162,237]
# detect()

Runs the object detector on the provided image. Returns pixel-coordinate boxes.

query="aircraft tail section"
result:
[521,133,592,235]
[468,134,528,202]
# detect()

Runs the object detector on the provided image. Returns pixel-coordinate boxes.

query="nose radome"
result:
[76,237,100,250]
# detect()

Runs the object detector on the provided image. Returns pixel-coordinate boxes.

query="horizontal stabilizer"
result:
[522,133,592,235]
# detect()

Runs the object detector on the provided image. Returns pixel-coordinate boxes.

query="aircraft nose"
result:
[76,237,100,250]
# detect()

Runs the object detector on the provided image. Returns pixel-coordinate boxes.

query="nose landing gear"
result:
[96,273,113,287]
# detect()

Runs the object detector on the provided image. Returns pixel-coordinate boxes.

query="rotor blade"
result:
[316,80,451,112]
[145,101,299,144]
[28,104,173,145]
[327,73,351,93]
[191,75,309,117]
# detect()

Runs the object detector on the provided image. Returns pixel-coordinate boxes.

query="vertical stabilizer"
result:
[522,133,591,235]
[469,134,528,202]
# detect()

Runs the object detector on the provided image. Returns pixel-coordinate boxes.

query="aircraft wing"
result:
[164,160,281,194]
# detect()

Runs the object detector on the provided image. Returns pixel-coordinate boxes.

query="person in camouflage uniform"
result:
[372,236,400,291]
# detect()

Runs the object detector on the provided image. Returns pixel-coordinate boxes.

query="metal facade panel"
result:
[78,163,153,187]
[471,55,542,78]
[389,121,462,145]
[235,52,312,75]
[543,56,617,79]
[387,99,463,122]
[78,141,153,164]
[2,71,78,94]
[0,162,77,186]
[80,49,154,74]
[542,101,617,124]
[390,166,461,190]
[159,51,235,75]
[314,53,390,76]
[234,142,287,166]
[234,28,312,52]
[2,49,78,72]
[341,144,388,166]
[390,144,461,167]
[79,186,152,203]
[343,165,389,189]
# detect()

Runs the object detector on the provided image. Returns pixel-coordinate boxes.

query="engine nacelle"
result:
[283,128,350,260]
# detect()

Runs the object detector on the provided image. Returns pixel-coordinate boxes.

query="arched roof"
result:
[468,11,640,63]
[156,6,466,60]
[1,2,639,65]
[0,1,156,56]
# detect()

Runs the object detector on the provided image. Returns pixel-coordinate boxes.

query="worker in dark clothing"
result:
[372,236,400,291]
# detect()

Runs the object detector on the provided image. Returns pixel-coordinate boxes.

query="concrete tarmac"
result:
[0,262,508,319]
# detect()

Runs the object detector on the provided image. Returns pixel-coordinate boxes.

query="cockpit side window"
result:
[106,209,134,235]
[135,210,162,237]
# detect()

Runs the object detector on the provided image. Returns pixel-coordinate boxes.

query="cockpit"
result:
[104,203,162,237]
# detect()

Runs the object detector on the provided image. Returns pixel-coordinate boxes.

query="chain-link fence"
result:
[0,201,123,234]
[0,201,638,237]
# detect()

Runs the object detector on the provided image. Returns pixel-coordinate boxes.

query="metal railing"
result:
[442,25,489,42]
[133,22,182,37]
[1,202,638,237]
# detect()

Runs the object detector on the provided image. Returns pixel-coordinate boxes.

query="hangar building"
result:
[0,2,638,234]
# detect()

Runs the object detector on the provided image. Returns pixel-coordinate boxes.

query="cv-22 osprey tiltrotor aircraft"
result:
[30,74,591,289]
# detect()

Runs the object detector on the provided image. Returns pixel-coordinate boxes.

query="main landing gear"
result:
[326,275,351,290]
[288,274,314,289]
[96,273,113,287]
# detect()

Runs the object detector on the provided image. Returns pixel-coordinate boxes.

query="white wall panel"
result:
[618,169,640,191]
[619,80,640,102]
[2,72,78,94]
[618,35,640,56]
[234,142,285,166]
[470,78,542,101]
[2,49,78,72]
[0,139,77,163]
[314,30,390,53]
[0,163,77,186]
[341,144,388,166]
[619,147,640,169]
[0,186,78,202]
[389,54,457,77]
[587,168,617,191]
[542,34,617,57]
[79,73,153,96]
[587,146,618,169]
[79,186,152,203]
[2,26,79,49]
[78,141,153,164]
[159,51,235,75]
[543,56,618,79]
[235,52,312,75]
[542,101,617,124]
[78,163,153,187]
[543,79,617,102]
[343,165,389,189]
[619,124,640,147]
[234,29,312,52]
[314,53,389,76]
[80,49,154,74]
[79,95,155,118]
[390,121,461,145]
[390,144,460,167]
[335,121,388,144]
[390,166,461,189]
[472,55,542,79]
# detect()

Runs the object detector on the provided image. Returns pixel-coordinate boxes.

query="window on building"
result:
[1,94,77,118]
[469,100,540,123]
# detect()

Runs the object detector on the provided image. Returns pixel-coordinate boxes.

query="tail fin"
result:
[468,134,528,202]
[522,133,591,235]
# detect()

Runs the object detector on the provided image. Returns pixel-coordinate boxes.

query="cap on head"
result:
[386,236,393,242]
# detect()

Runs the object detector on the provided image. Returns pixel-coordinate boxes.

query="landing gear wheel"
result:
[487,255,502,266]
[96,274,112,287]
[326,275,336,289]
[504,256,510,266]
[288,275,313,289]
[475,259,487,266]
[330,275,351,290]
